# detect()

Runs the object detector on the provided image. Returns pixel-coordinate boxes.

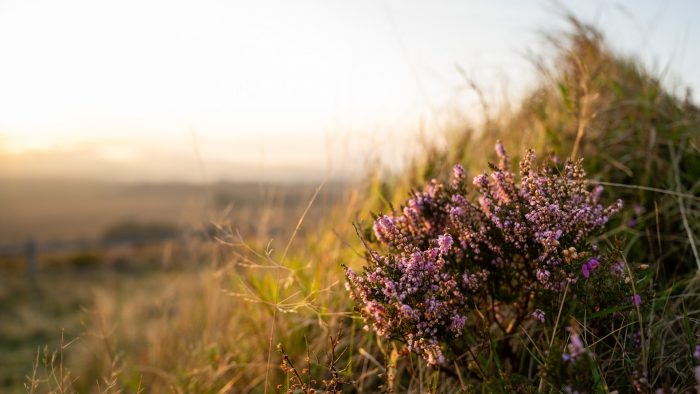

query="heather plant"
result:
[346,142,647,390]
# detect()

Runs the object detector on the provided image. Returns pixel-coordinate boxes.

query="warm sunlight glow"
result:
[0,0,697,181]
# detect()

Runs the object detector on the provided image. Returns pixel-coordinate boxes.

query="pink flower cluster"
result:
[346,143,622,365]
[562,326,591,363]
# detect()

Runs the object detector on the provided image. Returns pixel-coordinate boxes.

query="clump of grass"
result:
[24,331,77,394]
[276,332,350,393]
[24,330,137,394]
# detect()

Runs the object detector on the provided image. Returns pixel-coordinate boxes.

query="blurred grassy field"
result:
[0,180,346,392]
[0,179,346,243]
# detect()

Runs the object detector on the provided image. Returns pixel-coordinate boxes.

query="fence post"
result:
[25,237,38,280]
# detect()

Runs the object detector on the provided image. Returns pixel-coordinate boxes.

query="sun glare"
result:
[0,0,697,181]
[2,135,55,154]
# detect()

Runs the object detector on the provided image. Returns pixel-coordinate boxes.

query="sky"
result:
[0,0,698,182]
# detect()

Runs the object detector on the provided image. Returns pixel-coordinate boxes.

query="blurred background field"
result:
[0,179,346,244]
[0,180,346,390]
[0,1,699,392]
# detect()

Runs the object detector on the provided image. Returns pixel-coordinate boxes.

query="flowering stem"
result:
[539,281,569,393]
[621,253,648,377]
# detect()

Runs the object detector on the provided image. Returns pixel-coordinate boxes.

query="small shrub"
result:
[346,142,644,390]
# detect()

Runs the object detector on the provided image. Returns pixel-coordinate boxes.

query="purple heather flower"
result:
[437,233,453,254]
[473,173,489,188]
[564,386,580,394]
[400,304,414,317]
[563,328,590,363]
[449,206,463,219]
[591,185,604,202]
[628,203,644,228]
[495,140,509,170]
[532,309,545,323]
[426,346,446,365]
[632,294,642,307]
[581,259,600,279]
[581,264,590,279]
[495,140,507,159]
[453,164,465,180]
[373,215,396,245]
[611,261,625,277]
[588,258,600,270]
[694,345,700,360]
[450,314,467,333]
